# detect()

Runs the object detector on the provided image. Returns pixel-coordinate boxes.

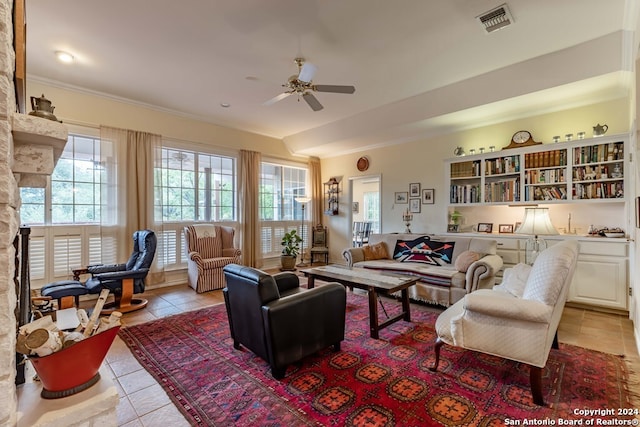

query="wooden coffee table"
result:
[301,265,418,339]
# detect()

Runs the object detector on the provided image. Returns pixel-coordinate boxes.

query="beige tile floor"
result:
[77,283,639,426]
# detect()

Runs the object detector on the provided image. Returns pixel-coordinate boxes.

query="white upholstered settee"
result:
[342,233,503,306]
[431,240,579,405]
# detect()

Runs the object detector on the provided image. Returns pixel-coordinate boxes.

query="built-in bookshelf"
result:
[572,142,624,200]
[449,160,481,204]
[484,154,520,203]
[447,135,627,206]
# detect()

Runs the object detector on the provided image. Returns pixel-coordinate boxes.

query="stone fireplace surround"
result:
[0,1,117,424]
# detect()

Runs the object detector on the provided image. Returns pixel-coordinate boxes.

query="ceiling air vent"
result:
[477,4,514,33]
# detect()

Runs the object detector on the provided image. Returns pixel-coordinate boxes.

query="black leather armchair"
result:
[223,264,346,379]
[84,229,157,314]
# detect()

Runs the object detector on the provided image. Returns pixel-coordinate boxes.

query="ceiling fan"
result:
[263,57,356,111]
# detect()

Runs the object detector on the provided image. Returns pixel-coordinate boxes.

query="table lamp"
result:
[515,207,559,265]
[294,196,311,267]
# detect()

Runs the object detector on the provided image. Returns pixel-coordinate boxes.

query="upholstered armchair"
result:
[430,240,579,406]
[184,224,241,293]
[222,264,346,379]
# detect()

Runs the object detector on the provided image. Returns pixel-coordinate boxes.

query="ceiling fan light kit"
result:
[263,57,356,111]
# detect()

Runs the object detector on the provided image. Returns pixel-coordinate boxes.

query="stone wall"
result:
[0,0,19,425]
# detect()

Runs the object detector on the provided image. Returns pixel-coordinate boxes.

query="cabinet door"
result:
[568,254,627,310]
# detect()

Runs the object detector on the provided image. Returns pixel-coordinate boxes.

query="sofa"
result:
[342,233,503,306]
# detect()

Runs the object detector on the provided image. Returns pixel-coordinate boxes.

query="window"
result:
[259,162,306,221]
[363,191,380,233]
[155,148,236,222]
[259,162,307,258]
[20,134,102,225]
[19,133,105,286]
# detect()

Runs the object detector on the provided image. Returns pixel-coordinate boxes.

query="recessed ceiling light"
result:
[55,50,74,63]
[220,103,231,108]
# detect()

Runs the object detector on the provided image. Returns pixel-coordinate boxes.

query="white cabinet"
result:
[566,240,628,310]
[465,234,629,311]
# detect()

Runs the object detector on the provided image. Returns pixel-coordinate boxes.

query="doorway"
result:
[350,175,381,246]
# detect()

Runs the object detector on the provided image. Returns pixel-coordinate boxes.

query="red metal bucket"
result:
[29,326,120,398]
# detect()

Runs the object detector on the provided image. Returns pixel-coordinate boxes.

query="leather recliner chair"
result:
[84,229,157,314]
[41,229,157,315]
[222,264,346,379]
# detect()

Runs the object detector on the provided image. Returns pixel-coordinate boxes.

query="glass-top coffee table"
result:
[301,265,418,339]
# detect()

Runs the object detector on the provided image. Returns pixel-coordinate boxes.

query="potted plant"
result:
[280,229,302,270]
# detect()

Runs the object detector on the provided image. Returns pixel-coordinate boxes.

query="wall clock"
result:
[357,156,369,171]
[502,130,542,150]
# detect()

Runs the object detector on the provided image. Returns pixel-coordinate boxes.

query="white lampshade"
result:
[294,196,311,204]
[515,208,558,265]
[515,208,559,236]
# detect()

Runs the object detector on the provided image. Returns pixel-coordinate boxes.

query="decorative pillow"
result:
[454,251,480,273]
[363,242,389,260]
[393,237,455,265]
[494,263,532,298]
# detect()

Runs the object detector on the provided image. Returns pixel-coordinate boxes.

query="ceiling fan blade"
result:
[314,84,356,94]
[298,62,317,83]
[263,92,292,106]
[303,92,323,111]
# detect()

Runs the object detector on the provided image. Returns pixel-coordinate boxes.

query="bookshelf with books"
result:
[449,160,481,204]
[572,141,624,200]
[523,148,568,202]
[446,134,628,207]
[484,154,521,203]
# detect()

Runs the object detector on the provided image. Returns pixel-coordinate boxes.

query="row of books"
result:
[449,184,481,204]
[574,182,624,199]
[574,142,623,164]
[484,179,520,203]
[525,186,567,201]
[484,156,519,175]
[525,168,566,184]
[450,161,480,178]
[524,150,567,169]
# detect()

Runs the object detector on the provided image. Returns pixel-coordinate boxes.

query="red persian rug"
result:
[119,292,636,426]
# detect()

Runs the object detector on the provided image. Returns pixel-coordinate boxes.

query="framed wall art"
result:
[409,183,420,197]
[395,192,408,204]
[410,198,421,213]
[422,188,434,204]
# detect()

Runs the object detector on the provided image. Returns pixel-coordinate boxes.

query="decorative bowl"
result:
[604,232,625,238]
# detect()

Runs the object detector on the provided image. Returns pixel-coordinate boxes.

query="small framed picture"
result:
[515,221,522,232]
[447,224,460,233]
[395,192,408,204]
[422,188,435,204]
[499,224,514,234]
[352,202,359,213]
[410,198,421,213]
[477,223,493,233]
[409,183,421,197]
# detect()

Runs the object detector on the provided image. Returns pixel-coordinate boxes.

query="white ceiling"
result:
[26,0,639,157]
